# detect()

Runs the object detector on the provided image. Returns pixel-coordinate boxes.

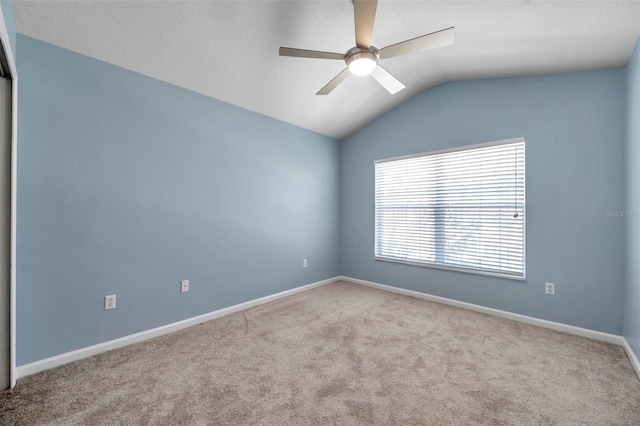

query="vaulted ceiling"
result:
[13,1,640,139]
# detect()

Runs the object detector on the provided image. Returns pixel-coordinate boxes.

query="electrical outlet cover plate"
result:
[181,280,189,293]
[303,259,308,268]
[545,282,555,295]
[105,295,116,310]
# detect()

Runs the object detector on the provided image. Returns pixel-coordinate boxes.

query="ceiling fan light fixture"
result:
[348,57,376,76]
[345,47,378,76]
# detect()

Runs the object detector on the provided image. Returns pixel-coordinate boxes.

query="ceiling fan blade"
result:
[354,0,378,48]
[279,47,344,60]
[371,65,405,95]
[317,68,351,95]
[379,27,455,60]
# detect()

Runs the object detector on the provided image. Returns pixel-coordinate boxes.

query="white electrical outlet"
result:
[545,282,555,295]
[180,280,189,293]
[303,259,308,268]
[105,294,116,310]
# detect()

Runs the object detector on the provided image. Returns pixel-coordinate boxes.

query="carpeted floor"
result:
[1,281,639,425]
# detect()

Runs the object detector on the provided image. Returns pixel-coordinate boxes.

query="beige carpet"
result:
[1,281,639,425]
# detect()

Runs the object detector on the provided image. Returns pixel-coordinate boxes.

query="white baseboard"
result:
[622,338,640,380]
[344,275,639,381]
[17,275,640,382]
[340,276,625,346]
[17,276,340,379]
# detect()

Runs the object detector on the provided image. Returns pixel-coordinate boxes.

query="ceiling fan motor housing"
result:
[345,46,379,75]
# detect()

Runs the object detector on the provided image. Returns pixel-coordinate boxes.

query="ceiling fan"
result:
[279,0,455,96]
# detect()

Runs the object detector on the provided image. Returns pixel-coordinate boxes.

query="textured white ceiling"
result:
[13,0,640,140]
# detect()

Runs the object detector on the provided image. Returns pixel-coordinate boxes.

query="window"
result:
[374,138,525,279]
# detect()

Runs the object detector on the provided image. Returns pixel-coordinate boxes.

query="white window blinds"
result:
[374,138,525,279]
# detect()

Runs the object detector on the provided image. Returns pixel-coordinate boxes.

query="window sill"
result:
[374,256,526,281]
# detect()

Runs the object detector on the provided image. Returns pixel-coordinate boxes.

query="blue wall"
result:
[14,30,635,366]
[16,35,340,365]
[624,37,640,358]
[341,70,626,334]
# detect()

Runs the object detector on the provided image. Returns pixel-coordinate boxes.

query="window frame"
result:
[373,137,526,281]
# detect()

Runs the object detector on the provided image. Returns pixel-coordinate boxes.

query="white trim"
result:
[340,276,625,346]
[16,275,639,381]
[8,67,16,390]
[374,136,525,164]
[0,5,17,389]
[17,276,339,379]
[374,256,526,281]
[622,338,640,380]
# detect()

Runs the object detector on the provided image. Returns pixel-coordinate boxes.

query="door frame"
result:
[0,7,18,389]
